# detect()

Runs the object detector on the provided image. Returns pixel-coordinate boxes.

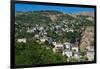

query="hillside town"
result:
[14,9,95,66]
[16,22,94,62]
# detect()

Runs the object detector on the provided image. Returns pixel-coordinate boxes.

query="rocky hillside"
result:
[75,12,94,17]
[80,26,94,52]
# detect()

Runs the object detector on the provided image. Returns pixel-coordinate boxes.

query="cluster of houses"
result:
[16,24,94,62]
[52,42,81,61]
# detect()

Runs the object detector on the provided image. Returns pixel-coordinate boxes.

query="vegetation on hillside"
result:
[15,10,95,66]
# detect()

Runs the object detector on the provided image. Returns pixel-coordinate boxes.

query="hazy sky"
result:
[15,4,95,14]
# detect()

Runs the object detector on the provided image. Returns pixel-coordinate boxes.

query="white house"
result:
[52,43,64,53]
[61,28,66,32]
[52,42,56,46]
[27,29,34,33]
[63,42,72,50]
[86,51,94,61]
[39,27,44,30]
[43,31,47,35]
[62,50,72,58]
[73,52,80,59]
[67,29,74,32]
[34,34,39,38]
[54,43,63,48]
[27,28,36,33]
[72,46,79,52]
[39,37,48,43]
[17,38,26,43]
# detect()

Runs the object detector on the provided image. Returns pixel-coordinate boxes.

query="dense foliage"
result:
[15,41,67,66]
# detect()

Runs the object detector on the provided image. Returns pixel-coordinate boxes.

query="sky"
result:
[15,4,95,14]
